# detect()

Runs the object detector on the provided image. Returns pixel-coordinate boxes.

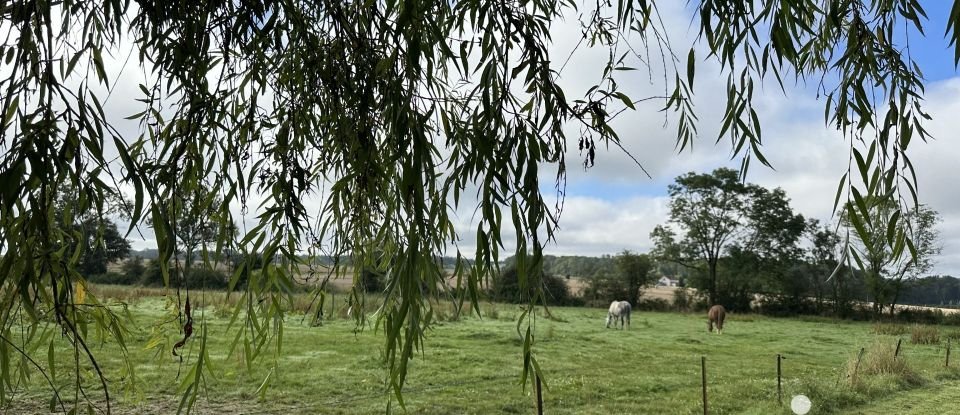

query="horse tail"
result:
[625,302,631,327]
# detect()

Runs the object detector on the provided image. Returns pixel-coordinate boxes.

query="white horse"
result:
[605,301,632,329]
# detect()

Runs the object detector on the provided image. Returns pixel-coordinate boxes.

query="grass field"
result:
[6,286,960,414]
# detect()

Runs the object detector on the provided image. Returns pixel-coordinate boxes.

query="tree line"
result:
[494,168,951,318]
[84,169,956,317]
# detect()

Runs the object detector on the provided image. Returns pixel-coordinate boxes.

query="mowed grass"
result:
[7,289,960,414]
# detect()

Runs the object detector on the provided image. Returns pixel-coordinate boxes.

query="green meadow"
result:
[7,286,960,414]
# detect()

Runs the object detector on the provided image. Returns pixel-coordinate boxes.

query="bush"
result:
[943,312,960,326]
[672,287,693,312]
[139,259,166,287]
[138,260,228,290]
[87,272,139,285]
[910,325,940,345]
[490,266,572,306]
[582,274,637,308]
[895,307,945,325]
[184,268,229,290]
[360,268,384,293]
[636,298,671,312]
[122,257,146,282]
[752,295,817,317]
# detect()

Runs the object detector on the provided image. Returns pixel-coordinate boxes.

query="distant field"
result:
[9,286,960,414]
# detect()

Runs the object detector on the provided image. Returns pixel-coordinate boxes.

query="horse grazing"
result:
[708,305,726,334]
[605,301,632,329]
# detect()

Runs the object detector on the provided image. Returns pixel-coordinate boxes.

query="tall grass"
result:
[910,325,940,344]
[873,322,908,336]
[13,286,960,414]
[846,340,924,389]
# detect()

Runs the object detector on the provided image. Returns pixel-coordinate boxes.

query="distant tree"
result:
[714,246,761,311]
[740,187,807,308]
[847,202,942,316]
[152,186,234,269]
[742,187,806,261]
[504,254,615,278]
[491,266,571,306]
[613,251,653,306]
[804,219,846,314]
[899,275,960,306]
[175,187,234,266]
[585,251,653,307]
[651,169,750,305]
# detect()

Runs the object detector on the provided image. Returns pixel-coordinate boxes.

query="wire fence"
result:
[171,335,957,415]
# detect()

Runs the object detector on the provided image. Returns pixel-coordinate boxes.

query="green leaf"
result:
[833,173,848,214]
[256,368,274,401]
[615,92,635,110]
[92,47,108,87]
[886,209,901,246]
[47,340,56,383]
[3,96,18,127]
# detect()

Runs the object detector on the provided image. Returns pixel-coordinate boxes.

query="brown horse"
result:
[708,305,726,334]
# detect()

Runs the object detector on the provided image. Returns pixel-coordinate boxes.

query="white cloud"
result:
[546,195,670,256]
[535,4,960,277]
[79,2,960,277]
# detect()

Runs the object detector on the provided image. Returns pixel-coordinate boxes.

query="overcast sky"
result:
[106,1,960,276]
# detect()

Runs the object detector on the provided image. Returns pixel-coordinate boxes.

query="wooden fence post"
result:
[777,354,783,406]
[895,338,902,358]
[701,356,708,415]
[947,338,951,368]
[535,373,544,415]
[852,347,865,382]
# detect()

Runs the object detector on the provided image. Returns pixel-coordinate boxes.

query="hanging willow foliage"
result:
[0,0,957,412]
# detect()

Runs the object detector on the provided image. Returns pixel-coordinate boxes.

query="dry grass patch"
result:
[846,341,924,388]
[910,325,940,345]
[873,322,907,336]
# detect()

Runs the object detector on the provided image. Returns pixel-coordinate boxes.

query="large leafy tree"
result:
[651,168,755,304]
[51,185,132,276]
[0,0,954,412]
[739,187,807,304]
[651,168,804,306]
[73,218,132,277]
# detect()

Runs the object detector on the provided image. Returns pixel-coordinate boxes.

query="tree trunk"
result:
[708,260,718,305]
[889,282,902,318]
